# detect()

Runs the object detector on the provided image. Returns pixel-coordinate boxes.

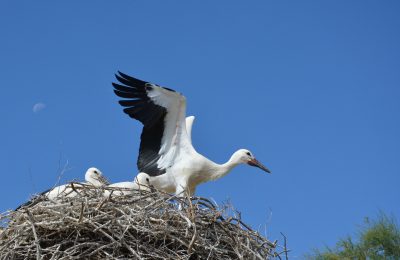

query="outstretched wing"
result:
[112,72,191,176]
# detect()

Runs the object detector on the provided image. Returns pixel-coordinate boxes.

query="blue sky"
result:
[1,1,399,257]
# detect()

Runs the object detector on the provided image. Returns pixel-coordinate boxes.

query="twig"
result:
[78,201,85,223]
[187,223,197,254]
[26,209,41,260]
[280,232,290,260]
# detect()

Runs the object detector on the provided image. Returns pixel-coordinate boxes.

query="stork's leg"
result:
[175,181,189,197]
[175,182,189,210]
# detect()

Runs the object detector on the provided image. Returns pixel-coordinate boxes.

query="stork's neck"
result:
[87,179,102,186]
[85,174,103,187]
[210,153,241,181]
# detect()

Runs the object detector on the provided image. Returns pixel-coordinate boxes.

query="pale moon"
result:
[33,103,46,113]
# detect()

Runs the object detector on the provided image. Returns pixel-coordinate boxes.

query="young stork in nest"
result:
[16,168,108,210]
[112,72,271,196]
[43,167,109,200]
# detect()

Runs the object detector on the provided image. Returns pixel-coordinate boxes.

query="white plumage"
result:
[103,176,148,197]
[16,167,108,210]
[44,167,108,200]
[112,72,271,197]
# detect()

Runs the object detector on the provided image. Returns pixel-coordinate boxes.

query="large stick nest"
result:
[0,184,284,259]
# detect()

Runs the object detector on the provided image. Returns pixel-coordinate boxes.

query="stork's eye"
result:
[246,152,251,156]
[94,170,98,174]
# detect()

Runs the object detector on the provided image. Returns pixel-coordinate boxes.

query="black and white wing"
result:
[112,72,191,176]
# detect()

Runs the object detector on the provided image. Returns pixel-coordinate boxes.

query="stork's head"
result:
[134,172,152,191]
[233,149,271,173]
[85,167,109,186]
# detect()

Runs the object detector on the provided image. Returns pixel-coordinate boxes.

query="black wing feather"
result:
[115,74,139,88]
[112,71,168,176]
[113,90,143,99]
[119,99,148,107]
[118,71,148,86]
[112,83,140,93]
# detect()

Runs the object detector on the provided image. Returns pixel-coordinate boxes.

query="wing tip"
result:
[115,70,124,80]
[115,71,147,85]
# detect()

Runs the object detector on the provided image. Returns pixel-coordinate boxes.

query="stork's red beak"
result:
[248,158,271,173]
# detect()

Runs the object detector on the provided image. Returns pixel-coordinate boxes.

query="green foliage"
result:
[308,213,400,260]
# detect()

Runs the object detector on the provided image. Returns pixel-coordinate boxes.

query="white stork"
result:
[112,72,271,196]
[16,167,108,210]
[43,167,109,200]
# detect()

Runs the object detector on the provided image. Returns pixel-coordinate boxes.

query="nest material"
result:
[0,184,283,259]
